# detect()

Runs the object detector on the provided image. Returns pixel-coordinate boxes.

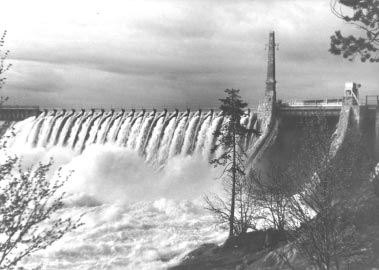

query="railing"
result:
[1,95,377,112]
[0,105,40,109]
[4,102,225,111]
[279,98,343,107]
[365,95,379,106]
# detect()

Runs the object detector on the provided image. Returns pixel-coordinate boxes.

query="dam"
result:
[1,32,378,270]
[1,32,379,166]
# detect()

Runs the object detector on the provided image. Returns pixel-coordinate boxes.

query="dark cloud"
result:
[0,0,377,109]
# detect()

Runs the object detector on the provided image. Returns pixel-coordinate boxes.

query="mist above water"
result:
[1,111,245,269]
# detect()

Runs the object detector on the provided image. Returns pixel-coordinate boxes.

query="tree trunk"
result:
[229,97,237,239]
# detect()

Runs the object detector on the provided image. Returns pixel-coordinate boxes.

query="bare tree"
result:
[205,171,261,236]
[0,157,82,269]
[0,30,11,104]
[251,167,292,233]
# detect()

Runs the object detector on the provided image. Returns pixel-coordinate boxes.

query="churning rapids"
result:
[0,109,258,270]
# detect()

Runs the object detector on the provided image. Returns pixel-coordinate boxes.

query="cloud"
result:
[0,0,377,109]
[4,60,66,93]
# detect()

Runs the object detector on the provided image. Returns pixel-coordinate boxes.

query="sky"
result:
[0,0,378,109]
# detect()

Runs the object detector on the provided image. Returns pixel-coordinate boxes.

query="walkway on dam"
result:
[0,95,377,121]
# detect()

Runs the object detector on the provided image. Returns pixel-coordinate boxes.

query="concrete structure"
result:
[0,31,378,162]
[248,32,379,166]
[0,106,40,121]
[248,31,279,164]
[265,31,276,97]
[344,83,359,104]
[376,105,379,158]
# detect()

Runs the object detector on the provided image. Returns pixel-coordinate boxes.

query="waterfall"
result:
[135,111,155,155]
[168,112,189,158]
[85,112,108,149]
[26,112,45,147]
[115,113,134,147]
[52,112,74,147]
[57,111,77,147]
[126,112,145,150]
[157,113,178,166]
[203,113,224,159]
[36,111,56,148]
[6,109,258,166]
[181,112,201,156]
[74,112,99,152]
[194,111,213,154]
[104,112,123,144]
[145,114,166,165]
[67,112,91,149]
[6,117,35,148]
[94,112,113,144]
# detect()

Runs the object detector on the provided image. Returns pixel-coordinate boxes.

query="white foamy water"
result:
[22,198,226,270]
[0,110,259,270]
[1,144,227,270]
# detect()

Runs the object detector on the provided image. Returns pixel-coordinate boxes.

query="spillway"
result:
[7,109,258,167]
[0,108,260,270]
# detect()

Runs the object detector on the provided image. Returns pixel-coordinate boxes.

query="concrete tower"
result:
[265,31,277,100]
[258,31,277,121]
[250,31,278,163]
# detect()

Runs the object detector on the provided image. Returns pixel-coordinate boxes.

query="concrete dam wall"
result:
[0,106,40,121]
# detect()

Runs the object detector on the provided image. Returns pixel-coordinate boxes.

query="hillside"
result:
[170,181,379,270]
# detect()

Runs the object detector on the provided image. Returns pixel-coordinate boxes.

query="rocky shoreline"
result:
[170,224,379,270]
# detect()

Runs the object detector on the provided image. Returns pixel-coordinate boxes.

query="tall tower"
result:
[249,31,278,163]
[257,31,277,131]
[266,31,277,99]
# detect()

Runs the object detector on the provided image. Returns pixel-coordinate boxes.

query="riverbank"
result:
[170,184,379,270]
[169,230,290,270]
